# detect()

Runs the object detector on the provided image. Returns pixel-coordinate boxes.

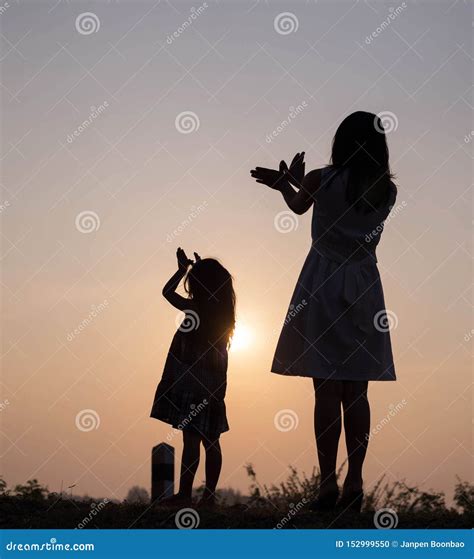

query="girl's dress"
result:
[150,323,229,439]
[272,166,397,381]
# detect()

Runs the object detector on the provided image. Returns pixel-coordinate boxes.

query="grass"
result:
[0,470,472,529]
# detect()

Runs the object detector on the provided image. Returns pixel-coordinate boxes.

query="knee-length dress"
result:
[150,329,229,438]
[271,166,397,381]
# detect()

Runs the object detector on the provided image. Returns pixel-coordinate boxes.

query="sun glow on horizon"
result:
[230,322,254,352]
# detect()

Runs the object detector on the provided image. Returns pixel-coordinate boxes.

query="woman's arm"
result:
[250,154,321,214]
[279,169,322,214]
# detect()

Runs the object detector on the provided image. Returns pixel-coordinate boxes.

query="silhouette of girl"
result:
[251,111,397,513]
[150,248,235,507]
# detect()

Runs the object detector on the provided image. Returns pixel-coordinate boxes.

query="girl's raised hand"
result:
[176,247,193,271]
[250,160,289,191]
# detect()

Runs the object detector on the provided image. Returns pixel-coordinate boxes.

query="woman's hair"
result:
[330,111,395,213]
[184,258,236,349]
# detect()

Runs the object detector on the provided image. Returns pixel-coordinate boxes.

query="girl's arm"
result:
[162,268,190,310]
[162,248,193,311]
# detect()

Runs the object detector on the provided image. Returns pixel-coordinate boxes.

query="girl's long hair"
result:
[330,111,395,213]
[184,258,235,349]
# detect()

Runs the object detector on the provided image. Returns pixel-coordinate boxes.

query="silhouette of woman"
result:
[251,111,397,513]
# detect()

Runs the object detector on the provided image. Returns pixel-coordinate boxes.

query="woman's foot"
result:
[339,477,364,512]
[197,491,217,509]
[309,482,339,512]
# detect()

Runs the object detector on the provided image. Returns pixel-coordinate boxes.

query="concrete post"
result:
[151,443,174,502]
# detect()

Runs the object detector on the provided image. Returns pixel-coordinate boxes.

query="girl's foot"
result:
[158,493,193,508]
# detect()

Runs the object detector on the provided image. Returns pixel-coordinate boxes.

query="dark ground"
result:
[1,497,472,529]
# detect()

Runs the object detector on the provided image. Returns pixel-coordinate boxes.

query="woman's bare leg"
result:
[341,380,370,495]
[313,379,343,497]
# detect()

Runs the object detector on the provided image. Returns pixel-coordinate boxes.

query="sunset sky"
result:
[1,0,471,503]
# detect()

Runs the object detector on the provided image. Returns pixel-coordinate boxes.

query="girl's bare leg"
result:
[178,429,201,500]
[201,436,222,504]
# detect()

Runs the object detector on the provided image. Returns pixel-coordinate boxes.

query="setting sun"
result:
[230,322,254,352]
